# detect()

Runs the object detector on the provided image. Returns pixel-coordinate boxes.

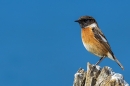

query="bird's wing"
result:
[92,27,113,54]
[92,27,124,70]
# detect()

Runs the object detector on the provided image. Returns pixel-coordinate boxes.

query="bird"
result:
[75,16,124,70]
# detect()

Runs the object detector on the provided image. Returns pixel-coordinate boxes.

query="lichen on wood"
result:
[73,62,129,86]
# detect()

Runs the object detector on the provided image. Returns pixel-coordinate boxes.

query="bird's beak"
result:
[75,20,79,22]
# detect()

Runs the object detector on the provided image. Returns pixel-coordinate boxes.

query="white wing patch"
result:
[99,34,107,42]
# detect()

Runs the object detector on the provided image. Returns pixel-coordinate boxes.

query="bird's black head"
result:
[75,16,97,28]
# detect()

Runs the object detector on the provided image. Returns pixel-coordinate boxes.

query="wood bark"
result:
[73,62,129,86]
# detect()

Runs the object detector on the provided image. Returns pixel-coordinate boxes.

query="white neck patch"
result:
[88,23,97,28]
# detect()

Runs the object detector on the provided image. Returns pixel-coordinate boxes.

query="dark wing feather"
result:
[92,27,113,54]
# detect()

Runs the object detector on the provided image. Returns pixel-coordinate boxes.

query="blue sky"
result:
[0,0,129,86]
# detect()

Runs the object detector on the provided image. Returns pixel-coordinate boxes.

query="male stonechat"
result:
[75,16,124,70]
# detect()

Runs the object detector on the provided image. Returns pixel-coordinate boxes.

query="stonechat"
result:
[75,16,124,70]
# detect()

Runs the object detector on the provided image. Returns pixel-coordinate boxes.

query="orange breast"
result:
[81,27,108,57]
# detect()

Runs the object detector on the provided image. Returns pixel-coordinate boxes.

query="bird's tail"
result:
[107,52,124,70]
[113,55,124,70]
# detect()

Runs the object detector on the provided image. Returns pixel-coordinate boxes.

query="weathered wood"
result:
[73,62,129,86]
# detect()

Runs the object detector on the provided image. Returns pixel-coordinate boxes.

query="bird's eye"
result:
[83,19,87,22]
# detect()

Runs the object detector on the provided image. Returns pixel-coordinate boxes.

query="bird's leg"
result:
[95,57,104,65]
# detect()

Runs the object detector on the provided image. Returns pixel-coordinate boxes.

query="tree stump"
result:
[73,62,129,86]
